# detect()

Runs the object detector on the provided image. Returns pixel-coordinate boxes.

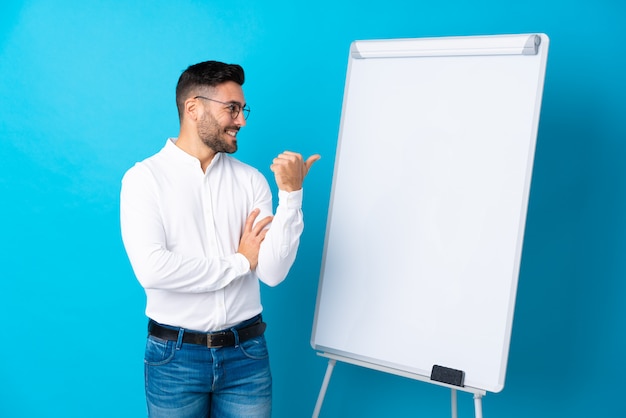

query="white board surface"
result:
[311,34,549,393]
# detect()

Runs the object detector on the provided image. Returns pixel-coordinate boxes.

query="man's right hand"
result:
[237,208,273,270]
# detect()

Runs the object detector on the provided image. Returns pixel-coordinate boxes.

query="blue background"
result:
[1,1,624,417]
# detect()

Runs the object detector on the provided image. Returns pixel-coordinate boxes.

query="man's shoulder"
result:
[219,154,262,175]
[218,154,270,190]
[122,142,171,180]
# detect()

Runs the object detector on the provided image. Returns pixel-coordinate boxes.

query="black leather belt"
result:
[148,317,266,348]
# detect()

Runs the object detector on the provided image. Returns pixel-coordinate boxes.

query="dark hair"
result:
[175,60,245,120]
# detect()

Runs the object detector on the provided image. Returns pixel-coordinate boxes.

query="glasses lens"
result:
[242,106,250,120]
[226,104,238,120]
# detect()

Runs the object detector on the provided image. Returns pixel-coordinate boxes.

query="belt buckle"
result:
[206,331,226,348]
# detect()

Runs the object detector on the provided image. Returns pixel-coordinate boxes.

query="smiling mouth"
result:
[225,128,239,138]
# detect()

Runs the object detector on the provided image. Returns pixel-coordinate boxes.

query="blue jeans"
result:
[144,318,272,418]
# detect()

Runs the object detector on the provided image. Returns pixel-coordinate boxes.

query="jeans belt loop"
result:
[231,327,240,348]
[175,328,184,350]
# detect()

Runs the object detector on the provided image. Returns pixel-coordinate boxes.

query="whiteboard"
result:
[311,34,549,394]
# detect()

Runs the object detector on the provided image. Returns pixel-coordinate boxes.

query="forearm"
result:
[123,241,250,293]
[255,189,304,286]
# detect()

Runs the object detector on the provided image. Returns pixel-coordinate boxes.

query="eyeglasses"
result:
[194,96,250,120]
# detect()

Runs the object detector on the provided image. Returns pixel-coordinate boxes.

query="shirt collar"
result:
[164,138,223,170]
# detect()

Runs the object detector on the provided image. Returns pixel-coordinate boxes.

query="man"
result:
[120,60,319,417]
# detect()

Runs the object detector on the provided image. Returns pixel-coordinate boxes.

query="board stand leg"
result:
[451,389,458,418]
[312,359,337,418]
[453,390,484,418]
[474,393,483,418]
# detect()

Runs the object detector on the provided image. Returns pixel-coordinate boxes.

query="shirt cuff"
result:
[233,252,251,273]
[278,189,303,210]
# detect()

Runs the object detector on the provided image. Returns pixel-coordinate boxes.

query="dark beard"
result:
[198,113,238,154]
[203,134,238,154]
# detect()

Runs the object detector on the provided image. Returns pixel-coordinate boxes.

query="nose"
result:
[234,110,247,127]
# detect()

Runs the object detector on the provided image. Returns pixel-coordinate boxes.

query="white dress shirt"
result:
[120,138,304,331]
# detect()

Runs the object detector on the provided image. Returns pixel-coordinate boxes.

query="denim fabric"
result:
[144,322,271,418]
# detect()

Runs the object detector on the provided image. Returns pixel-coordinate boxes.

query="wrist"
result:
[278,189,303,209]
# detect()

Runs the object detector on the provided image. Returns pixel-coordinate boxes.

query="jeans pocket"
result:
[239,335,269,360]
[145,336,176,366]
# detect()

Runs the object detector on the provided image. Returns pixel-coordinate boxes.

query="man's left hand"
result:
[270,151,321,192]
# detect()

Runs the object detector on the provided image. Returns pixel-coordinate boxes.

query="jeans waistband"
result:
[147,315,265,348]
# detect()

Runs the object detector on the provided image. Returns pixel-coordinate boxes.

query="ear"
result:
[184,97,200,122]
